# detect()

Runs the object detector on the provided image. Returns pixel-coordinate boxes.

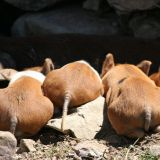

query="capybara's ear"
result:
[101,53,115,78]
[41,58,54,75]
[137,60,152,75]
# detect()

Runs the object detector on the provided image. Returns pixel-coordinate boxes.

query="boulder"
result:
[149,145,160,157]
[46,96,106,139]
[4,0,68,11]
[0,51,16,69]
[106,0,160,14]
[83,0,101,11]
[0,131,17,159]
[17,139,36,153]
[129,14,160,39]
[73,140,108,159]
[11,4,120,36]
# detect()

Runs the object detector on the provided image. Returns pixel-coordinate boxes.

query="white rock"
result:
[149,145,160,156]
[73,140,108,158]
[18,139,36,153]
[46,96,106,139]
[0,131,17,157]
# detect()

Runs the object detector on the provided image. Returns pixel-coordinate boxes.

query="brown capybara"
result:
[42,60,104,132]
[0,70,54,138]
[101,53,160,138]
[150,67,160,87]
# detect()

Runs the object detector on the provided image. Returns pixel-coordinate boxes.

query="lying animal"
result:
[42,60,104,132]
[0,57,54,88]
[101,53,160,138]
[0,69,54,138]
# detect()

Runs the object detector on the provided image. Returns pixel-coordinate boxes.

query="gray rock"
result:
[46,96,106,139]
[11,5,120,36]
[0,131,17,158]
[4,0,67,11]
[0,155,14,160]
[17,139,36,153]
[106,0,160,14]
[73,140,108,159]
[83,0,101,11]
[129,15,160,39]
[149,145,160,157]
[0,51,16,69]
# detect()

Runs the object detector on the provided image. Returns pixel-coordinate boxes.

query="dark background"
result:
[0,0,159,75]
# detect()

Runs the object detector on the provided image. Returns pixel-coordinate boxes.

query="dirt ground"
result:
[13,101,160,160]
[13,123,160,160]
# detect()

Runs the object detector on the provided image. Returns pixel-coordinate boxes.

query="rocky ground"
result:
[8,96,160,160]
[0,1,160,159]
[13,127,160,160]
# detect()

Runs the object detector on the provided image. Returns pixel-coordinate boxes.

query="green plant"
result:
[140,152,158,160]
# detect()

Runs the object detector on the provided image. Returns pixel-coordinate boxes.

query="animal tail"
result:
[144,106,151,132]
[10,116,18,134]
[61,92,71,132]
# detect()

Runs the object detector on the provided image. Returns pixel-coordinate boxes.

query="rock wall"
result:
[1,0,160,39]
[4,0,69,11]
[107,0,160,14]
[0,0,160,72]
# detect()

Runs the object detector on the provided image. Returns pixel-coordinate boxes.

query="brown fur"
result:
[0,76,53,138]
[102,53,160,138]
[150,69,160,87]
[42,60,103,132]
[25,66,43,72]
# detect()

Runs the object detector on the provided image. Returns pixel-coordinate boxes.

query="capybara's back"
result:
[42,60,103,107]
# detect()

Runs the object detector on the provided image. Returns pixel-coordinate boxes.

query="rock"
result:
[149,145,160,156]
[4,0,67,11]
[0,155,14,160]
[0,51,16,69]
[129,14,160,39]
[106,0,160,14]
[83,0,102,11]
[11,4,120,36]
[0,131,17,158]
[73,140,108,159]
[17,139,36,153]
[46,96,106,139]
